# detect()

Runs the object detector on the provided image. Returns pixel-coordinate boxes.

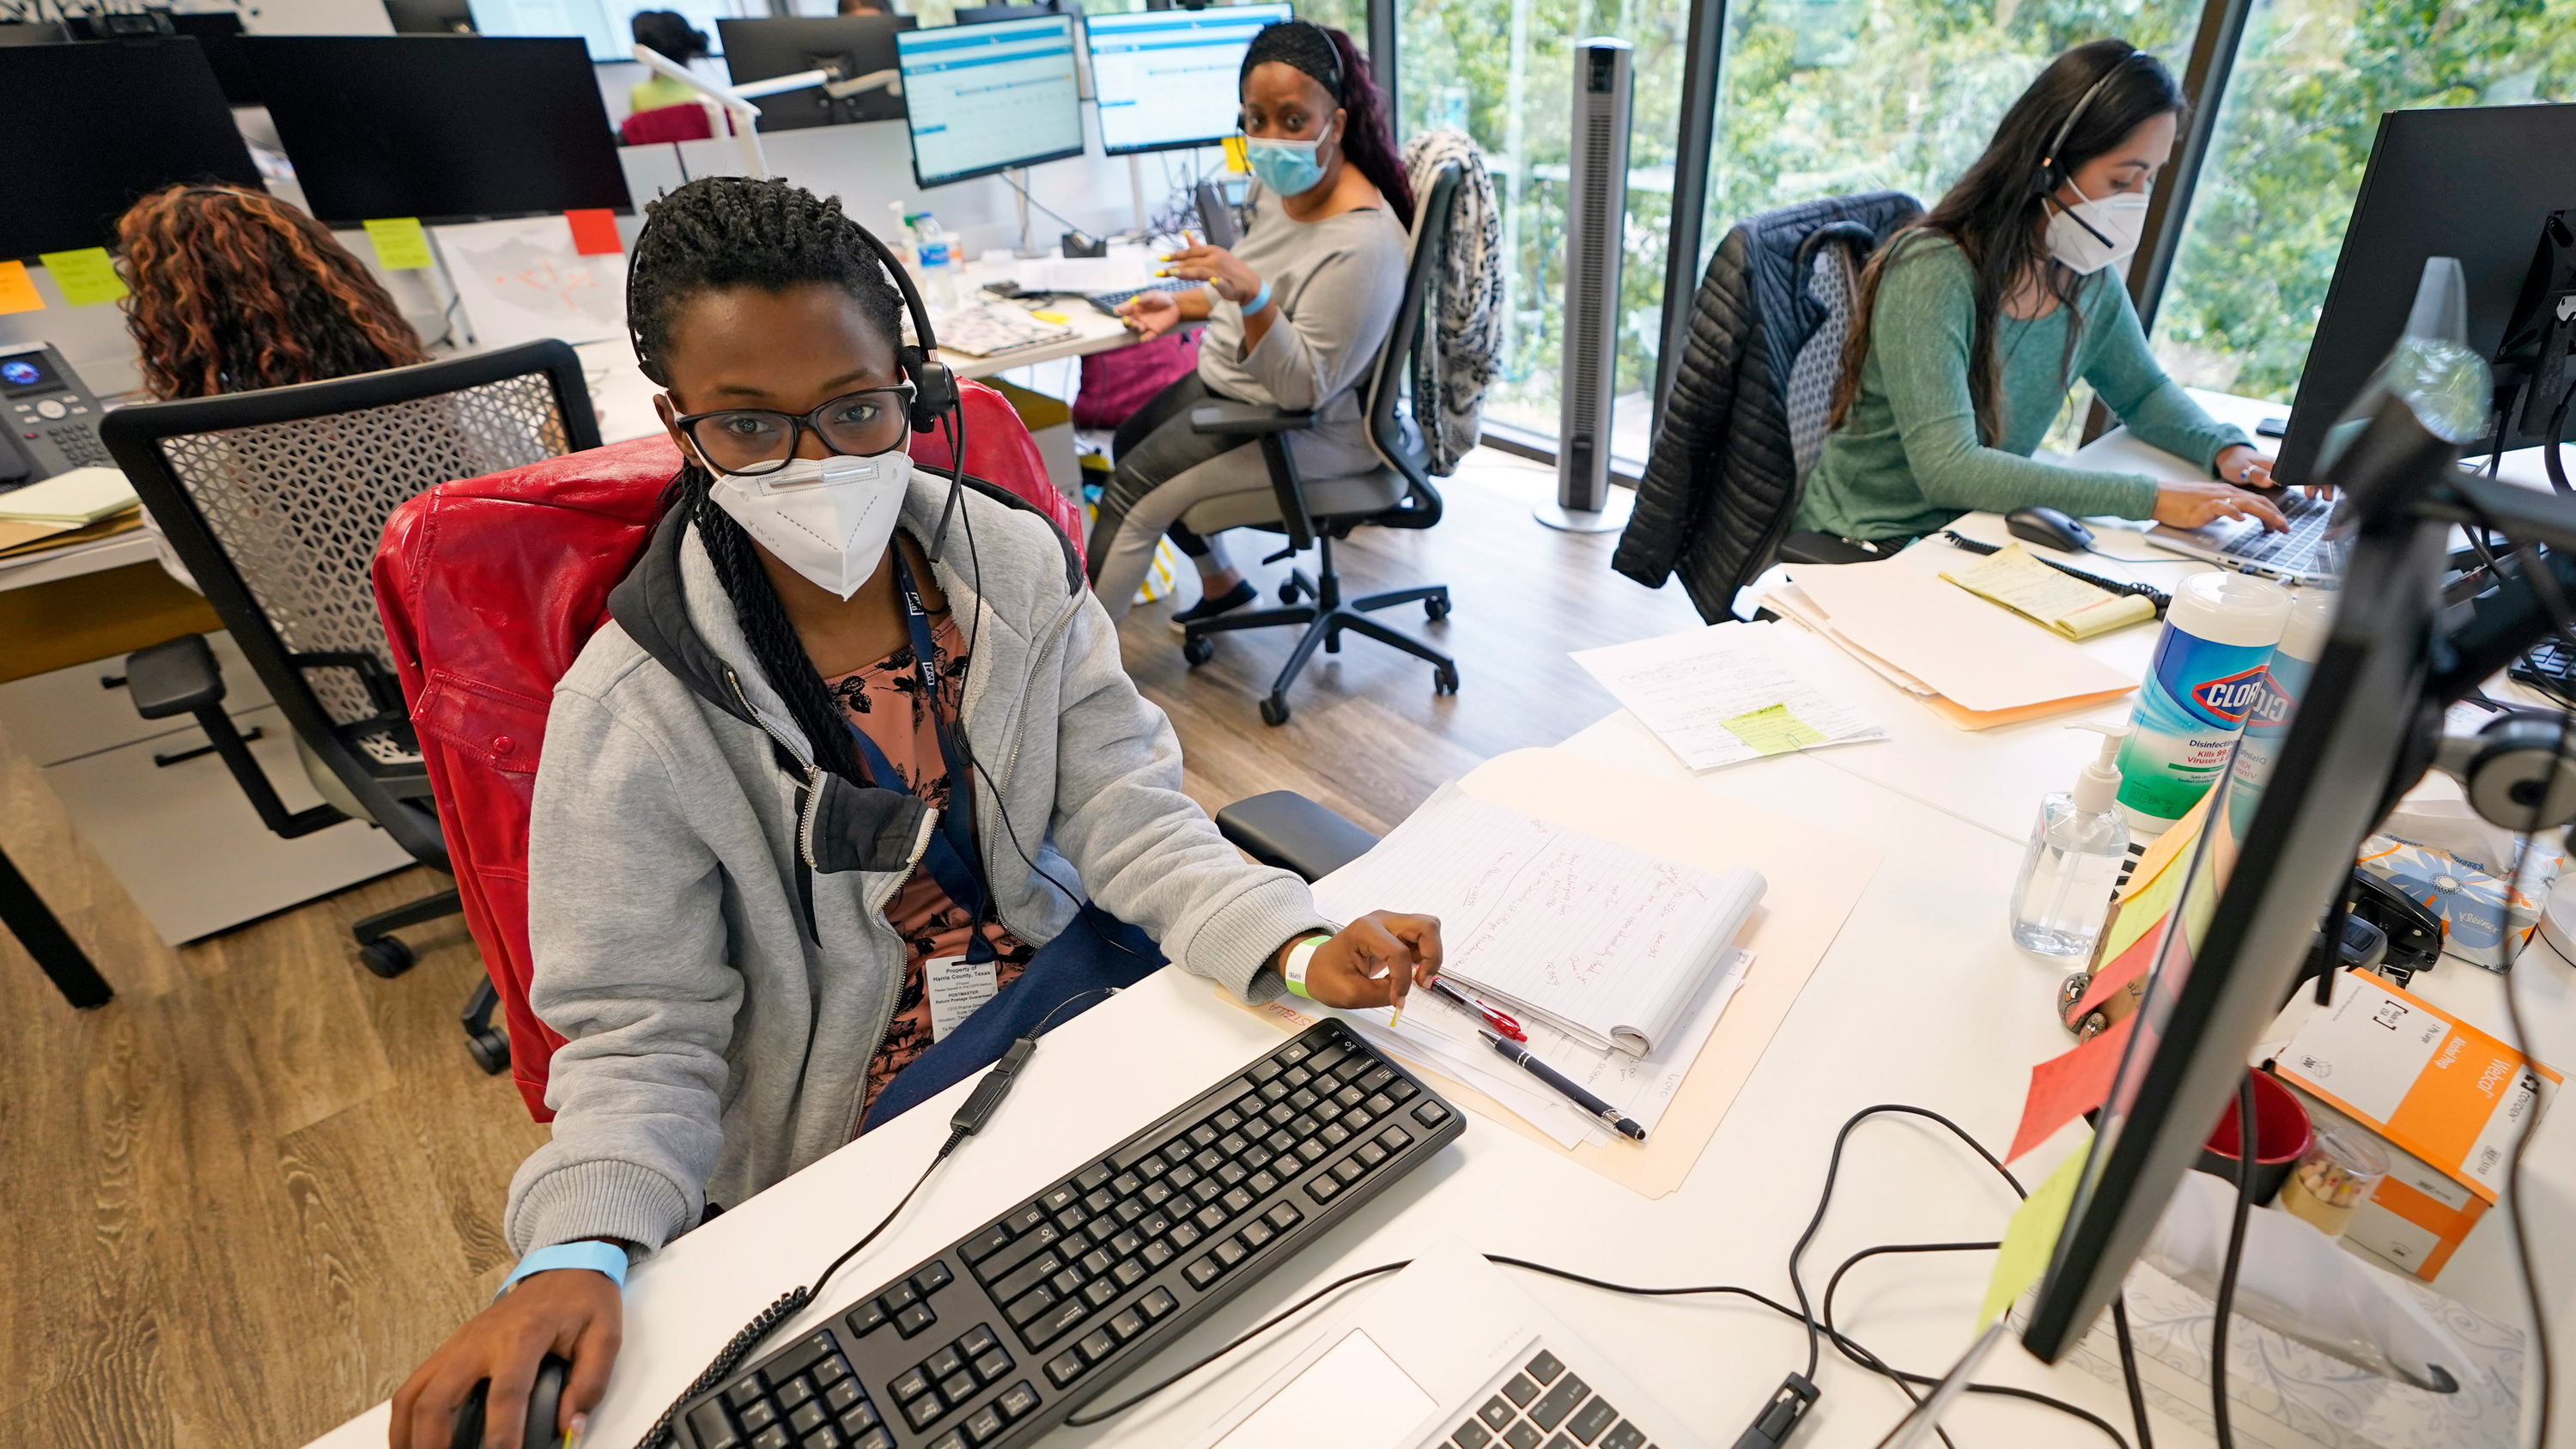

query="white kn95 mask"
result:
[707,450,914,600]
[2044,186,2151,275]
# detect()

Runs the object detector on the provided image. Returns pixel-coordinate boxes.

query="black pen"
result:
[1479,1030,1647,1142]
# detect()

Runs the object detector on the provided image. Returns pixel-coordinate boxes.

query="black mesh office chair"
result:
[100,341,599,1072]
[1176,160,1468,727]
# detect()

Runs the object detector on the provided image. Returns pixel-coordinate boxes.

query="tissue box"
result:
[2036,1261,2524,1449]
[2355,835,2543,968]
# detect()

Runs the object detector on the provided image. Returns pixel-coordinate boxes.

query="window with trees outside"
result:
[2149,0,2576,404]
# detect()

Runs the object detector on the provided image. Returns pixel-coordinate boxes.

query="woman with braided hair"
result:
[388,175,1443,1449]
[1091,19,1413,629]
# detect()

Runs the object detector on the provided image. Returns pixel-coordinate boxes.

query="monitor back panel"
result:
[0,39,264,259]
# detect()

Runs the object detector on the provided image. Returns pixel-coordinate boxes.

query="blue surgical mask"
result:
[1243,136,1327,198]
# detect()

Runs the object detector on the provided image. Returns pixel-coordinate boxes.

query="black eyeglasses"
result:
[673,384,915,476]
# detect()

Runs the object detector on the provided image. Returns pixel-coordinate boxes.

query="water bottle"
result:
[2011,722,2133,957]
[911,212,958,309]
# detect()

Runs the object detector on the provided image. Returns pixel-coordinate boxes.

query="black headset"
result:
[2033,46,2153,197]
[625,187,958,436]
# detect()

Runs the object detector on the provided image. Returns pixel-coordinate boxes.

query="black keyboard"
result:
[1084,277,1201,315]
[676,1020,1463,1449]
[2511,638,2576,697]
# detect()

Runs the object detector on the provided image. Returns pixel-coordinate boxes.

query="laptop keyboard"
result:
[676,1020,1463,1449]
[2195,490,2336,569]
[1445,1348,1656,1449]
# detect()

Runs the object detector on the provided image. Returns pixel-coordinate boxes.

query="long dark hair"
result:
[115,183,428,400]
[629,9,707,64]
[633,176,910,784]
[1242,21,1413,232]
[1827,39,2184,441]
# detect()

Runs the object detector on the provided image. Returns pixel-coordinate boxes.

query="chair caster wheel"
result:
[1425,596,1451,622]
[1182,634,1213,667]
[1433,665,1460,695]
[356,936,414,979]
[1259,697,1290,727]
[1279,581,1302,605]
[465,1027,511,1075]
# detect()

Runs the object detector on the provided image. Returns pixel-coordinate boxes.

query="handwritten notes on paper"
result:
[1572,622,1884,771]
[1310,785,1765,1058]
[38,248,125,307]
[434,216,629,349]
[362,218,435,271]
[1939,544,2157,640]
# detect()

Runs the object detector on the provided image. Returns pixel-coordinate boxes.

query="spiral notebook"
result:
[1310,784,1765,1057]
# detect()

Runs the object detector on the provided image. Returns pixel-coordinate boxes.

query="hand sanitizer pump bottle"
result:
[2012,723,2132,957]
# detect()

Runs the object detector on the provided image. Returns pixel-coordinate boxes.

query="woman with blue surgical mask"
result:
[1795,40,2291,551]
[1091,20,1413,630]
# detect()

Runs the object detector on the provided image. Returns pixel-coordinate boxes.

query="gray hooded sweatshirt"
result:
[503,471,1327,1258]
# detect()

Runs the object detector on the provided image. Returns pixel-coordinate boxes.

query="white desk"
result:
[298,416,2571,1449]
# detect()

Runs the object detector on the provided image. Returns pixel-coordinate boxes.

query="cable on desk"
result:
[1058,1262,1410,1427]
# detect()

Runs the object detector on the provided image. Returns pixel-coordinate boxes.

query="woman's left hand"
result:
[1158,241,1264,308]
[2215,444,2277,493]
[1279,912,1443,1012]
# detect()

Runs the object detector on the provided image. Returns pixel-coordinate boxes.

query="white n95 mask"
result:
[706,450,914,600]
[2044,186,2151,275]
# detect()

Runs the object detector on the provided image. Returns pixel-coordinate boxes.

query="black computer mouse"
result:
[451,1353,570,1449]
[2005,505,2095,553]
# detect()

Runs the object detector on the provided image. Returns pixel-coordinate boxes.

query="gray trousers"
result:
[1087,374,1273,621]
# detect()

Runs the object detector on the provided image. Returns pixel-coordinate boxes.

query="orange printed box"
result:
[2274,972,2560,1280]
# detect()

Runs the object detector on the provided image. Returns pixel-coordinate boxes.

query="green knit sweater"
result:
[1795,234,2248,543]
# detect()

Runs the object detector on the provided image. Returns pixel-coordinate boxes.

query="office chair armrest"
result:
[1216,791,1382,883]
[125,634,226,720]
[1188,402,1317,437]
[122,634,344,841]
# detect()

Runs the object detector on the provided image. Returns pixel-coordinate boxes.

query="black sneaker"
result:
[1170,579,1258,634]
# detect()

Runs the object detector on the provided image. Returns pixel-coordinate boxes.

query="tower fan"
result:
[1537,37,1636,533]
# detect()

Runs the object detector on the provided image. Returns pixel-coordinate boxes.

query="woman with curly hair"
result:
[112,182,432,585]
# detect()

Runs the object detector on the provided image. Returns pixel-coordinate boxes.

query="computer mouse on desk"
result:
[2005,505,2095,553]
[451,1353,569,1449]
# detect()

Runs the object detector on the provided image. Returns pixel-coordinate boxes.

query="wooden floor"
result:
[0,447,1704,1448]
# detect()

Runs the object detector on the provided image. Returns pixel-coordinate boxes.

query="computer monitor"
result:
[472,0,740,64]
[0,38,265,259]
[2018,374,2518,1360]
[894,13,1084,188]
[166,12,262,105]
[384,0,477,33]
[719,15,914,130]
[952,3,1060,24]
[2275,103,2576,486]
[1085,3,1287,156]
[240,36,630,226]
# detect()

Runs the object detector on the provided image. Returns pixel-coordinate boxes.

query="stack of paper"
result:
[1938,544,2158,640]
[1571,621,1885,770]
[0,466,142,557]
[935,303,1077,358]
[1759,558,2135,729]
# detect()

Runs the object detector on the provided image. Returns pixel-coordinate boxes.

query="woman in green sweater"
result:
[1799,39,2288,545]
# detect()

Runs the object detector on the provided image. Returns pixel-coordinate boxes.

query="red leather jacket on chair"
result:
[373,380,1080,1119]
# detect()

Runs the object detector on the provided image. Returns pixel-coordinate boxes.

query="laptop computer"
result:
[2142,488,2342,585]
[1180,1239,1710,1449]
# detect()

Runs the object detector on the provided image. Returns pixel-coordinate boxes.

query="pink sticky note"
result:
[2071,923,2160,1023]
[2008,1014,2136,1163]
[565,210,623,256]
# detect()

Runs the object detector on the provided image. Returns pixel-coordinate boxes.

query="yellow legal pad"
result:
[1938,543,2157,641]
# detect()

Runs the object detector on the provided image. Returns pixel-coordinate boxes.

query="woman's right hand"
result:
[391,1268,622,1449]
[1117,289,1182,339]
[2154,480,2289,533]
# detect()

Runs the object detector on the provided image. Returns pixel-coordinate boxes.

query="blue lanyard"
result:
[844,546,993,963]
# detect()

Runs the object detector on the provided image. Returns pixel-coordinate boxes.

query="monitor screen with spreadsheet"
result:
[1084,4,1287,156]
[894,14,1084,188]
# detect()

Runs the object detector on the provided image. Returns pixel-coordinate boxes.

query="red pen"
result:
[1429,978,1525,1043]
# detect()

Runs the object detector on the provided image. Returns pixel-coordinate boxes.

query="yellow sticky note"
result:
[38,248,126,307]
[1978,1134,2093,1330]
[363,217,436,271]
[0,260,42,315]
[1719,702,1827,756]
[1030,310,1070,325]
[1221,136,1249,174]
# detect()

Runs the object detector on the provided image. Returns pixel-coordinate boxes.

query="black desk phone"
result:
[0,342,113,491]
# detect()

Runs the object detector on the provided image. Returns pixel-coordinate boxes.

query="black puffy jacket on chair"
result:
[1614,191,1922,622]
